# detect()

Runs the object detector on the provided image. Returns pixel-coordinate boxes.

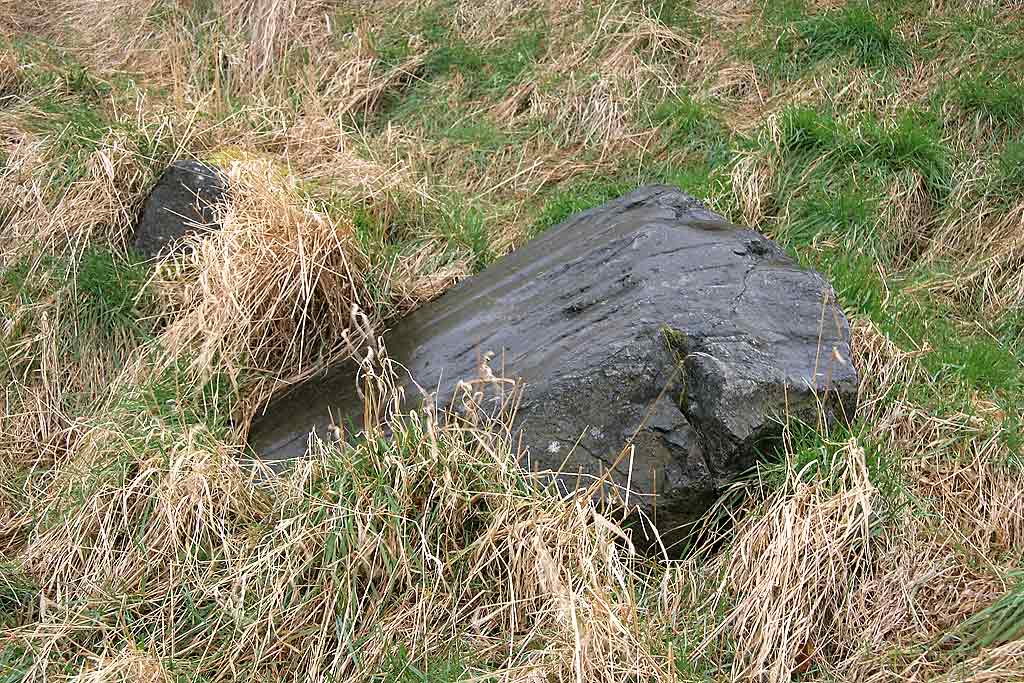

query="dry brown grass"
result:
[876,169,935,267]
[0,104,196,262]
[73,649,172,683]
[387,240,471,313]
[219,0,331,86]
[454,0,549,46]
[0,130,50,255]
[913,437,1024,554]
[491,8,696,162]
[931,639,1024,683]
[35,0,163,69]
[301,52,425,121]
[924,196,1024,319]
[701,440,880,682]
[0,119,177,553]
[0,47,20,94]
[0,0,45,37]
[6,348,674,682]
[3,1,1023,681]
[850,319,931,422]
[152,158,371,400]
[729,149,776,228]
[690,427,1021,682]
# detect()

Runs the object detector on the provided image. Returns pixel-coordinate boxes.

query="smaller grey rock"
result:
[133,160,227,259]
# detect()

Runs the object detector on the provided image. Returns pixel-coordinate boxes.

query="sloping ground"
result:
[1,1,1023,681]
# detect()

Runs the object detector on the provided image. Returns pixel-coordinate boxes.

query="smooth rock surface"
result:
[248,185,859,549]
[133,160,227,258]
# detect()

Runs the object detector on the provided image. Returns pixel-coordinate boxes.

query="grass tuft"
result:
[952,71,1024,127]
[153,158,372,402]
[799,2,907,69]
[764,1,908,78]
[75,247,153,337]
[997,139,1024,195]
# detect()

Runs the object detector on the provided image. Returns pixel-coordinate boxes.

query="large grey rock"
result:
[133,160,227,259]
[248,185,858,551]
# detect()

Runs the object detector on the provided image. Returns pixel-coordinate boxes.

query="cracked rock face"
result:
[248,185,859,552]
[132,160,227,259]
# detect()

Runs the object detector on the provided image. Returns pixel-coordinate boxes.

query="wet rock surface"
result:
[133,160,227,259]
[248,184,859,551]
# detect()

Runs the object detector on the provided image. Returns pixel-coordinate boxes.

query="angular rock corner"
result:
[247,185,860,553]
[132,160,228,259]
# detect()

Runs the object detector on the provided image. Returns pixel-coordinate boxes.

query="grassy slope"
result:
[2,0,1024,681]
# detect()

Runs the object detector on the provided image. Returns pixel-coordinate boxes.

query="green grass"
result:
[920,8,1024,71]
[997,140,1024,196]
[763,108,951,305]
[757,423,906,505]
[1000,307,1024,354]
[785,186,878,247]
[757,1,908,78]
[952,71,1024,127]
[644,0,707,35]
[0,644,34,683]
[922,322,1021,395]
[7,49,176,197]
[25,98,110,190]
[860,273,1021,403]
[381,648,487,682]
[954,574,1024,653]
[2,37,112,100]
[529,177,638,237]
[0,563,38,628]
[859,113,949,192]
[788,239,1022,404]
[1,248,156,404]
[424,28,545,99]
[745,98,1020,417]
[775,106,843,154]
[798,3,907,68]
[75,247,154,338]
[131,360,235,433]
[435,201,496,272]
[767,108,946,270]
[774,107,948,192]
[650,91,729,156]
[371,1,546,129]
